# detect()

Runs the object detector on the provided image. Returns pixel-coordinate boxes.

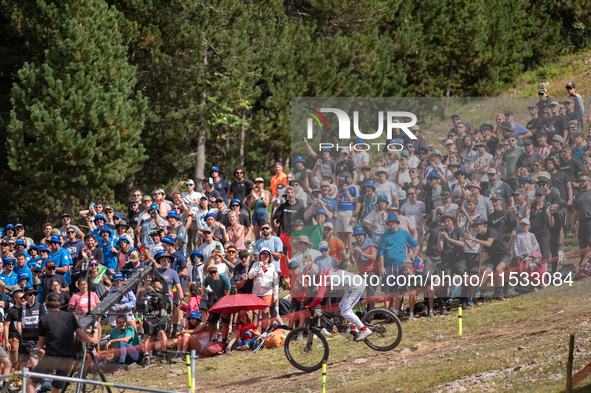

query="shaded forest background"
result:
[0,0,590,236]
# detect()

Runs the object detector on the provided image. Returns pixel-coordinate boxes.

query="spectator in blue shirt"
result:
[14,239,31,264]
[15,254,33,287]
[378,213,419,314]
[98,226,117,273]
[0,257,18,293]
[47,235,73,284]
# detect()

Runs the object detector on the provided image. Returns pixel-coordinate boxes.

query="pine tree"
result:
[7,0,146,215]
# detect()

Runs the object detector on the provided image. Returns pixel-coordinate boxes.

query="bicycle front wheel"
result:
[361,308,403,351]
[284,326,330,372]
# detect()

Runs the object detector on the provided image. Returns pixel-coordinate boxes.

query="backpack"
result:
[200,341,226,358]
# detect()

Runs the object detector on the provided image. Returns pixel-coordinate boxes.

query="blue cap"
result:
[49,235,61,243]
[490,193,504,201]
[15,239,25,246]
[230,199,242,206]
[128,200,138,205]
[188,310,202,320]
[5,224,14,230]
[519,177,533,184]
[431,149,442,156]
[174,235,185,243]
[205,213,217,220]
[355,138,364,144]
[377,194,389,202]
[353,226,366,236]
[38,244,48,252]
[161,236,175,245]
[115,212,125,219]
[387,213,400,223]
[456,167,468,174]
[210,166,220,173]
[94,213,106,222]
[295,156,304,163]
[167,210,179,220]
[17,272,28,281]
[190,250,204,260]
[99,226,111,234]
[154,249,165,258]
[117,237,129,244]
[427,172,440,180]
[363,179,375,189]
[112,273,124,281]
[288,261,300,269]
[3,257,14,264]
[29,244,38,250]
[149,204,159,212]
[315,208,327,217]
[321,147,332,152]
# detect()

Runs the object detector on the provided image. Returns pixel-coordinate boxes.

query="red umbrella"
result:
[209,294,271,314]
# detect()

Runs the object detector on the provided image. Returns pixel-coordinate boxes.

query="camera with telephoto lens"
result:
[137,292,171,317]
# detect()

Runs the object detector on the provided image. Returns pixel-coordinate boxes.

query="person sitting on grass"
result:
[104,315,143,374]
[172,311,208,361]
[225,310,261,354]
[401,262,434,319]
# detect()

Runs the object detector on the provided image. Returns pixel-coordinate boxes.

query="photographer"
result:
[17,287,45,370]
[25,292,99,393]
[138,252,181,365]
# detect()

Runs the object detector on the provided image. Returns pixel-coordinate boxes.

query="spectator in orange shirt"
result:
[321,222,348,268]
[270,162,288,198]
[350,226,379,312]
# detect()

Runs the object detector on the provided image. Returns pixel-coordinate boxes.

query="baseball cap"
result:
[174,235,185,244]
[519,177,533,184]
[430,149,442,156]
[128,251,140,262]
[490,193,503,201]
[552,135,564,143]
[445,139,454,145]
[535,187,545,195]
[566,82,575,89]
[549,101,560,107]
[45,262,56,268]
[513,188,527,195]
[318,241,329,250]
[288,261,300,269]
[472,217,487,226]
[255,177,264,183]
[142,195,152,201]
[112,273,124,281]
[149,204,159,212]
[469,180,482,189]
[186,179,195,185]
[427,172,440,180]
[487,168,497,175]
[294,219,305,227]
[202,227,213,233]
[527,104,538,110]
[49,234,61,243]
[207,265,218,272]
[161,236,175,245]
[520,218,531,225]
[504,110,514,116]
[238,249,249,258]
[210,166,220,173]
[323,222,334,229]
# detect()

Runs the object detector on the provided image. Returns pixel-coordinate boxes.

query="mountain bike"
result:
[284,307,402,372]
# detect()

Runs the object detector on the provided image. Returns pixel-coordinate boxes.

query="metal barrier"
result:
[0,368,183,393]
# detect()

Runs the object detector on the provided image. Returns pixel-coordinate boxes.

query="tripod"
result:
[61,342,112,393]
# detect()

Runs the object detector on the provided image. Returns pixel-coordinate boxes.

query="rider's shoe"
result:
[355,328,372,342]
[320,328,332,336]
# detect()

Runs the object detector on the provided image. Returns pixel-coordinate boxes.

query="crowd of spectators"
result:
[0,83,589,377]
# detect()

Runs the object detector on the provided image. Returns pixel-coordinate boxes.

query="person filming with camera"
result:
[25,291,99,393]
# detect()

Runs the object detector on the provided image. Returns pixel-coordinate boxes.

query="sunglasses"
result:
[67,231,75,234]
[209,272,218,276]
[261,227,271,231]
[407,192,415,196]
[62,217,70,221]
[154,192,163,195]
[133,193,142,196]
[47,267,56,270]
[240,255,249,259]
[39,250,48,254]
[231,204,240,208]
[89,264,98,266]
[226,250,237,253]
[235,171,244,175]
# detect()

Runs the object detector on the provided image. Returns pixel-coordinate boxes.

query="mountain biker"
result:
[306,268,372,341]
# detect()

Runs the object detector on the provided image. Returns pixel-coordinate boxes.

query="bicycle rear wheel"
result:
[284,326,329,372]
[361,308,403,351]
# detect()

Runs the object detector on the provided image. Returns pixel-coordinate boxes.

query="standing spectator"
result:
[496,134,525,190]
[270,162,289,199]
[247,178,271,241]
[537,87,551,113]
[336,148,358,184]
[401,187,425,228]
[210,166,230,204]
[566,82,584,129]
[198,227,224,262]
[335,172,360,255]
[374,167,399,205]
[437,213,466,313]
[272,187,305,237]
[166,210,187,239]
[58,215,83,240]
[234,250,254,294]
[548,101,569,141]
[464,181,493,220]
[505,111,531,140]
[321,223,347,268]
[516,139,544,176]
[530,187,554,262]
[127,200,142,231]
[136,204,167,249]
[486,169,514,208]
[248,248,278,331]
[363,194,389,244]
[573,173,591,256]
[228,166,254,206]
[46,235,73,285]
[526,105,544,144]
[378,213,419,315]
[350,226,379,312]
[488,194,517,251]
[226,211,246,250]
[201,177,222,204]
[535,132,554,158]
[152,189,171,218]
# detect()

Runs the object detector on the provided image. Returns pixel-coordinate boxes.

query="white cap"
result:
[520,218,530,225]
[323,222,334,229]
[445,139,454,145]
[318,241,329,250]
[340,147,349,154]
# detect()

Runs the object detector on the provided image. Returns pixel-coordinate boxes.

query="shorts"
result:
[143,316,171,335]
[0,345,9,361]
[289,298,312,314]
[31,356,74,389]
[485,255,512,271]
[18,343,39,363]
[465,253,480,273]
[335,210,354,233]
[8,337,19,365]
[237,336,261,349]
[381,264,405,294]
[109,311,135,327]
[423,255,442,275]
[252,213,269,227]
[258,295,273,305]
[207,311,230,325]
